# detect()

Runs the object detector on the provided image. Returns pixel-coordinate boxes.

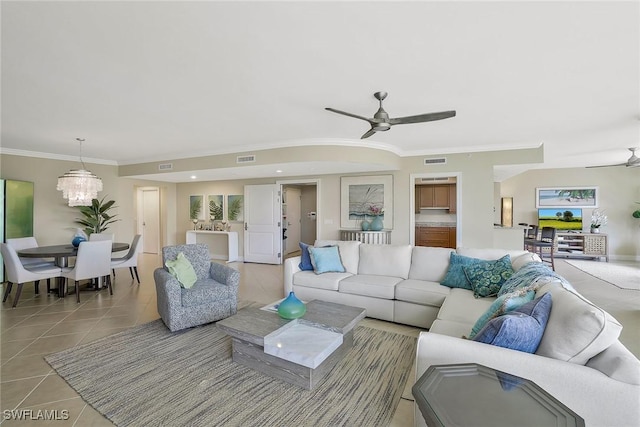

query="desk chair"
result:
[1,243,61,308]
[60,240,112,303]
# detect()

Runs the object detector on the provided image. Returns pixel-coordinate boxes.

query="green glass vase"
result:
[277,292,306,319]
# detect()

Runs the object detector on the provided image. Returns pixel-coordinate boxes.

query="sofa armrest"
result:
[154,267,183,310]
[414,332,640,427]
[209,262,240,288]
[284,256,301,296]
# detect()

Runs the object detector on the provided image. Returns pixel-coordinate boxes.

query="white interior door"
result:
[243,184,282,264]
[140,188,160,254]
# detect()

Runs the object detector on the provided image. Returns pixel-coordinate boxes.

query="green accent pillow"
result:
[463,255,514,298]
[468,288,536,339]
[440,253,485,290]
[308,246,345,274]
[165,252,198,289]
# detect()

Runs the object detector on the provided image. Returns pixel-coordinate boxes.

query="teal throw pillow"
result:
[440,253,486,290]
[308,246,346,275]
[463,255,514,298]
[298,242,314,271]
[468,289,536,339]
[472,293,552,353]
[165,252,198,289]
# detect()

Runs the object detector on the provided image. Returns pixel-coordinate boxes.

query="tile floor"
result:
[1,255,638,426]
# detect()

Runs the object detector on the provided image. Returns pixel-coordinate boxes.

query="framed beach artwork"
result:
[207,194,224,221]
[341,175,393,229]
[189,195,205,221]
[536,187,598,208]
[227,195,244,222]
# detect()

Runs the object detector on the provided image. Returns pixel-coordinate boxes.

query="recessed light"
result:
[276,170,283,173]
[190,175,197,180]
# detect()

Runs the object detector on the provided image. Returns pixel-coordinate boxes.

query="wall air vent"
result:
[237,155,256,164]
[424,157,447,165]
[158,163,173,171]
[421,177,450,182]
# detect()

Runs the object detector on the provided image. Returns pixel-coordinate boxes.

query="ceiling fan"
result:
[325,91,456,139]
[588,147,640,168]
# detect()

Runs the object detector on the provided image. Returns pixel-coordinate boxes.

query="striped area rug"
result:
[46,319,416,427]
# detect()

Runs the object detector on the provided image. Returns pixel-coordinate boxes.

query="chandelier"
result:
[57,138,103,207]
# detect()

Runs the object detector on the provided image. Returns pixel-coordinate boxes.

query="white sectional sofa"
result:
[283,240,640,427]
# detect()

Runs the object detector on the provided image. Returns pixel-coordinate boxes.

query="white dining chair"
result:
[111,235,142,284]
[89,233,114,242]
[1,243,62,308]
[60,240,112,303]
[6,237,57,293]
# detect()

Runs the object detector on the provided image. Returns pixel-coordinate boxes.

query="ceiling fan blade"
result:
[389,110,456,125]
[361,128,377,139]
[325,108,371,122]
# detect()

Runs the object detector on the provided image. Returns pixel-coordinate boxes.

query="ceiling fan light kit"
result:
[325,91,456,139]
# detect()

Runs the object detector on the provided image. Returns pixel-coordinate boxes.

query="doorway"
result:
[280,179,318,259]
[137,187,160,254]
[410,173,461,247]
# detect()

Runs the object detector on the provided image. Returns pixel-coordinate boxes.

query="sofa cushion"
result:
[165,252,197,289]
[339,274,401,299]
[314,240,361,274]
[535,281,623,365]
[309,246,345,274]
[463,255,514,298]
[395,279,450,307]
[181,279,234,307]
[468,288,536,339]
[408,246,455,282]
[358,244,413,279]
[472,293,552,353]
[436,288,495,326]
[293,270,352,291]
[298,242,314,271]
[585,341,640,385]
[440,253,484,290]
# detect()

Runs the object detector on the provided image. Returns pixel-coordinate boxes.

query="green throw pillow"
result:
[463,255,514,298]
[165,252,198,289]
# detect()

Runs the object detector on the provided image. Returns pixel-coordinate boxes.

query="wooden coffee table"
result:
[217,300,366,389]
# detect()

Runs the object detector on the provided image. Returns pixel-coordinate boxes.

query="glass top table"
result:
[412,363,585,427]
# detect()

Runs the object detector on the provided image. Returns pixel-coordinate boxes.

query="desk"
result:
[18,242,129,297]
[186,231,239,262]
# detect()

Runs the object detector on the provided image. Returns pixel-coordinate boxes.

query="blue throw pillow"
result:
[298,242,314,271]
[472,293,553,353]
[308,246,346,275]
[463,255,514,298]
[468,289,536,339]
[440,253,485,290]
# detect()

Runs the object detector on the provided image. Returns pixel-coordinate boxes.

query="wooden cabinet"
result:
[416,226,456,249]
[555,232,608,261]
[416,184,455,211]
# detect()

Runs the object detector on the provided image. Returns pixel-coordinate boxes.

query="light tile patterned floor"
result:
[1,254,638,426]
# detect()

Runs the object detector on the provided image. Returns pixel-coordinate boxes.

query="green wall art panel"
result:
[4,180,34,239]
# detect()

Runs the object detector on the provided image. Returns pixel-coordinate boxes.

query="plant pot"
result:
[370,215,384,231]
[590,227,600,234]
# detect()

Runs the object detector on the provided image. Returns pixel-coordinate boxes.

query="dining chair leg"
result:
[12,283,24,308]
[46,279,51,293]
[107,275,113,295]
[131,267,140,284]
[75,281,80,303]
[3,282,13,302]
[34,280,40,295]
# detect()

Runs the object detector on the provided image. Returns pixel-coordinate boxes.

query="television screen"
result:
[538,208,583,230]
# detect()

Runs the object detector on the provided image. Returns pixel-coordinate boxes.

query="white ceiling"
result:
[2,1,639,182]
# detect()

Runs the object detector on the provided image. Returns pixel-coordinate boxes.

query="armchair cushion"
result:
[165,252,197,288]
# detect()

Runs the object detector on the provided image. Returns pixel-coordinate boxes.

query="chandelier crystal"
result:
[57,138,103,207]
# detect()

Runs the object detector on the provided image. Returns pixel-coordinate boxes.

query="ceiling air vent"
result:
[158,163,173,171]
[237,155,256,164]
[424,157,447,165]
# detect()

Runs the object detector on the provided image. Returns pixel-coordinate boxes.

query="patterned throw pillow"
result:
[165,252,197,289]
[473,293,553,353]
[308,246,346,275]
[440,253,485,290]
[463,255,514,298]
[298,242,314,271]
[468,288,536,339]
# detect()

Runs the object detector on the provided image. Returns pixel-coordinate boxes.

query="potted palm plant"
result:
[75,196,119,235]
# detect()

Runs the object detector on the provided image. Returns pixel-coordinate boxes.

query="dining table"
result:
[17,242,130,297]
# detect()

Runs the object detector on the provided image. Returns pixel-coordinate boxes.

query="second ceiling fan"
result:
[325,91,456,139]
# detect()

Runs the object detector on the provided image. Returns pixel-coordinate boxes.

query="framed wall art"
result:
[340,175,393,229]
[536,187,598,208]
[227,194,244,222]
[189,195,205,221]
[207,194,224,221]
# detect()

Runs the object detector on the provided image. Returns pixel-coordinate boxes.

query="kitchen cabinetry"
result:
[416,184,456,211]
[416,226,456,249]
